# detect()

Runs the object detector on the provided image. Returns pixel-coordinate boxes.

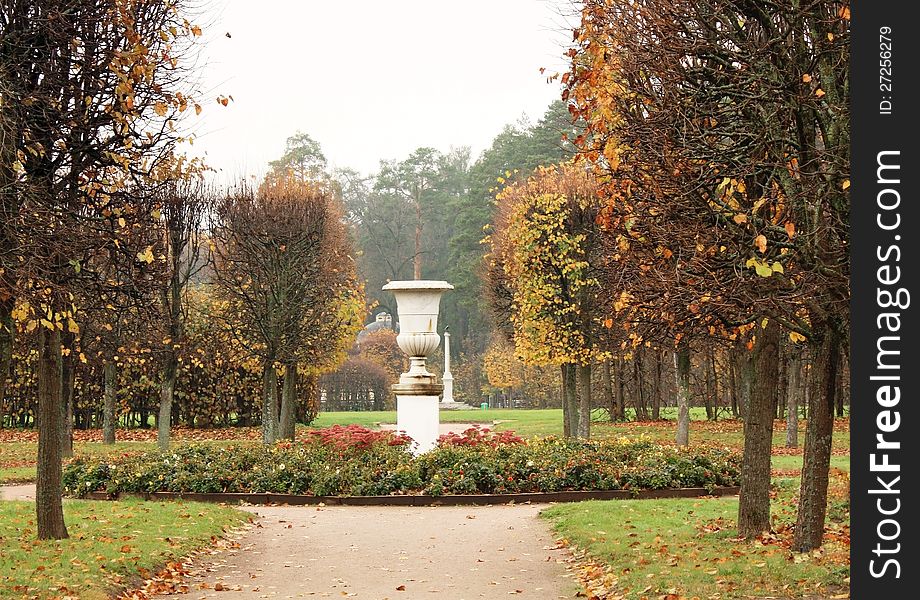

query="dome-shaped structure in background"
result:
[356,311,397,344]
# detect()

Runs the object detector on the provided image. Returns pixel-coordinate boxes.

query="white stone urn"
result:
[383,280,453,454]
[383,280,454,388]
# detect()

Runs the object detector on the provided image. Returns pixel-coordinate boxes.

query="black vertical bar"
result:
[851,1,917,597]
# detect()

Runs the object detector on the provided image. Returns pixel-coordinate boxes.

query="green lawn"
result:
[543,491,849,599]
[772,454,850,472]
[312,408,566,438]
[0,499,247,600]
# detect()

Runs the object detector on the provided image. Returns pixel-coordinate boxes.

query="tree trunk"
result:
[615,357,626,420]
[634,351,647,420]
[793,324,840,552]
[674,346,691,446]
[835,360,846,417]
[60,338,75,459]
[0,297,13,425]
[279,362,298,440]
[786,349,801,448]
[262,360,279,444]
[102,360,117,445]
[602,359,615,421]
[776,343,787,420]
[36,327,68,540]
[576,363,591,439]
[651,350,661,420]
[729,356,739,418]
[708,347,720,421]
[738,349,753,421]
[562,363,578,437]
[157,352,178,451]
[413,192,422,280]
[738,320,781,538]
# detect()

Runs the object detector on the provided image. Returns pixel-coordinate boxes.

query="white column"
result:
[441,329,454,403]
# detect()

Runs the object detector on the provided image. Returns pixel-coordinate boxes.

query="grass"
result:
[542,473,850,599]
[0,499,248,600]
[311,407,565,437]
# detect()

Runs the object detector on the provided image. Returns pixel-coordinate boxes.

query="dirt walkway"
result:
[163,503,575,600]
[0,484,34,501]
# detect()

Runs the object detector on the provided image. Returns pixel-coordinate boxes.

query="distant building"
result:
[356,311,396,343]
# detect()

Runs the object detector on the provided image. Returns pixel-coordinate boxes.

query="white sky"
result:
[185,0,573,181]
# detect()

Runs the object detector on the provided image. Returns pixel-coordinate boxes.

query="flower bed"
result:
[63,426,741,498]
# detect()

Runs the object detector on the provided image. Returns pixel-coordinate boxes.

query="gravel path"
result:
[161,503,575,599]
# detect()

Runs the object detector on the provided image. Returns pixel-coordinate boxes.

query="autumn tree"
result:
[210,178,359,443]
[565,0,849,546]
[155,179,211,450]
[0,0,205,539]
[485,161,606,438]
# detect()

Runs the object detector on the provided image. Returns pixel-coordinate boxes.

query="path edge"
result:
[79,486,740,505]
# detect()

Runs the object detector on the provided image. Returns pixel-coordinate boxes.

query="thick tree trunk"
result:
[786,349,801,448]
[279,362,298,440]
[674,346,691,446]
[157,352,178,451]
[60,340,75,459]
[738,320,781,538]
[602,359,615,421]
[36,327,68,540]
[262,360,279,444]
[793,324,840,552]
[102,360,117,445]
[576,363,591,439]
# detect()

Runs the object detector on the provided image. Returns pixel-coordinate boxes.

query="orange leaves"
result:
[784,222,795,238]
[754,234,767,254]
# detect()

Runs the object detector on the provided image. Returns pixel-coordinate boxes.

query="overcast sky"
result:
[185,0,573,181]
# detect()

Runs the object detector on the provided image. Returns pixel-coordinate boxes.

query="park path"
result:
[160,503,575,600]
[1,484,577,599]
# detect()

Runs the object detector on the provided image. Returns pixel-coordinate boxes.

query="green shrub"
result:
[63,427,741,498]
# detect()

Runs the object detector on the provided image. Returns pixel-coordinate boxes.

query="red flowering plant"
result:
[305,424,412,452]
[437,426,524,448]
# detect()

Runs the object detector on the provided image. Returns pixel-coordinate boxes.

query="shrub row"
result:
[63,427,741,498]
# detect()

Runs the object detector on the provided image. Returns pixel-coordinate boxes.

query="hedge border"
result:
[82,486,740,506]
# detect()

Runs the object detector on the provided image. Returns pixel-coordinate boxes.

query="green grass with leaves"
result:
[0,499,247,600]
[542,468,850,600]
